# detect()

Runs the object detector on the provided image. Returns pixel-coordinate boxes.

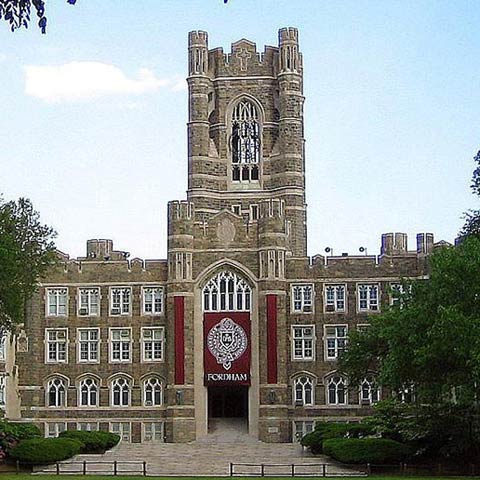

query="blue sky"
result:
[1,0,479,259]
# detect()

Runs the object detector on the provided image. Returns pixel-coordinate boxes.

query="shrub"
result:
[301,422,374,454]
[59,430,120,453]
[323,438,411,464]
[9,438,83,464]
[0,421,41,441]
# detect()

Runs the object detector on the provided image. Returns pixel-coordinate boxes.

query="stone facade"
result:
[2,29,440,443]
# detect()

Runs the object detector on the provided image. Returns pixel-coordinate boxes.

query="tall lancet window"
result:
[231,100,260,183]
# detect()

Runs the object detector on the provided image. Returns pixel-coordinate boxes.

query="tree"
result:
[460,149,480,238]
[0,0,76,34]
[340,236,480,405]
[0,197,57,329]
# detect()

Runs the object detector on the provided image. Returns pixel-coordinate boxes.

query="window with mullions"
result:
[291,284,313,313]
[324,285,346,313]
[47,377,66,407]
[143,377,163,406]
[231,100,260,183]
[110,377,130,407]
[203,271,251,312]
[360,375,380,404]
[109,329,131,362]
[293,375,314,406]
[327,375,347,405]
[142,287,164,315]
[45,329,68,363]
[324,325,347,360]
[78,288,99,316]
[110,287,131,316]
[78,377,98,407]
[357,284,379,312]
[292,326,315,360]
[47,288,68,316]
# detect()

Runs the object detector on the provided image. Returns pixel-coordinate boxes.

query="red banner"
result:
[204,312,251,386]
[266,295,278,384]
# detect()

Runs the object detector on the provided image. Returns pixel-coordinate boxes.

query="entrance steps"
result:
[35,419,363,476]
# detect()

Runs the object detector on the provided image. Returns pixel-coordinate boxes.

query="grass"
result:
[2,476,480,480]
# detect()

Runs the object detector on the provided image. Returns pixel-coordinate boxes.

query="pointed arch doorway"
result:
[202,270,252,436]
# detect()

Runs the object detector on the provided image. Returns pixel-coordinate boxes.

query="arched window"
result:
[231,100,260,183]
[47,377,66,407]
[78,377,98,407]
[111,377,130,407]
[143,377,163,406]
[203,271,251,312]
[360,375,380,404]
[327,375,347,405]
[293,375,314,406]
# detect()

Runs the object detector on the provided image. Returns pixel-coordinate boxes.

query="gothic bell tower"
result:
[186,28,307,257]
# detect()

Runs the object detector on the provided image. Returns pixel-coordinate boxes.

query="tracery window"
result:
[203,271,251,312]
[143,377,163,406]
[231,100,260,183]
[47,377,67,407]
[78,377,98,407]
[327,375,347,405]
[360,375,380,404]
[293,375,314,406]
[110,377,130,407]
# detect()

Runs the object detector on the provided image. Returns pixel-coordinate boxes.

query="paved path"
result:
[36,419,364,476]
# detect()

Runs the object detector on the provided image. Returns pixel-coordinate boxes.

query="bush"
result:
[59,430,120,453]
[9,438,83,464]
[301,422,374,454]
[0,421,42,458]
[323,438,411,464]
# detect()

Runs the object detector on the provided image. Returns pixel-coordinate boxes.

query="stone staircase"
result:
[35,419,364,476]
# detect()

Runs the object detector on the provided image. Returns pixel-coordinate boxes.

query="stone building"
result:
[2,28,439,443]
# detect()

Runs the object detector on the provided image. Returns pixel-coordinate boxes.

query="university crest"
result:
[207,317,248,370]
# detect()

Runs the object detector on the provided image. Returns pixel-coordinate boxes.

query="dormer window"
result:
[231,100,260,183]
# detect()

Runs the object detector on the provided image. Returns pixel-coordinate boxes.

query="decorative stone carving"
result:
[217,217,236,245]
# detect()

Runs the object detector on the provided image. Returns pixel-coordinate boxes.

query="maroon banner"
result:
[204,312,251,386]
[266,295,278,384]
[174,296,185,385]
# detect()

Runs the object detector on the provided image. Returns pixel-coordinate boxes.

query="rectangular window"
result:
[45,329,68,363]
[291,284,314,313]
[292,326,315,360]
[143,422,164,443]
[141,327,164,362]
[324,284,346,313]
[109,328,131,362]
[45,422,66,438]
[250,204,259,221]
[78,287,100,316]
[293,421,314,442]
[324,325,347,360]
[142,287,164,315]
[110,422,131,442]
[0,332,6,362]
[0,376,5,407]
[390,282,410,307]
[232,204,241,216]
[77,422,99,431]
[46,288,68,317]
[77,328,100,363]
[109,287,131,316]
[357,284,379,312]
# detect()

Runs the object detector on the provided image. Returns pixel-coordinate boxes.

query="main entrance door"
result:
[208,386,248,418]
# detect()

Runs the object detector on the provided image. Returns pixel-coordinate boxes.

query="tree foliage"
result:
[0,0,76,33]
[0,197,57,329]
[460,149,480,238]
[340,236,480,405]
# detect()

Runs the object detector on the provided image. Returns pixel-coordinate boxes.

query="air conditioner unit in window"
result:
[304,305,312,312]
[145,400,153,406]
[111,308,120,315]
[294,400,304,407]
[143,330,152,338]
[120,330,130,338]
[79,308,88,316]
[325,304,335,312]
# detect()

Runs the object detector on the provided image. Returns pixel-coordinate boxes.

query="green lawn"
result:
[2,476,480,480]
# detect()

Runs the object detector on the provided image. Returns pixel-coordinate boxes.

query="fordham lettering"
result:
[205,373,249,382]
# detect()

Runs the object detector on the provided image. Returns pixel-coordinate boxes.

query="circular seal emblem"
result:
[207,317,247,370]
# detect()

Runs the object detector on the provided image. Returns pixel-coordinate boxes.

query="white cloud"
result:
[24,61,179,102]
[0,53,6,63]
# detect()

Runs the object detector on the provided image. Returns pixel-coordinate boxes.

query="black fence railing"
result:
[15,460,147,476]
[229,462,365,477]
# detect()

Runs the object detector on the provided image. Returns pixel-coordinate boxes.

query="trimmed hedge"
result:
[323,437,411,464]
[9,438,83,464]
[301,422,373,454]
[59,430,120,453]
[0,421,41,441]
